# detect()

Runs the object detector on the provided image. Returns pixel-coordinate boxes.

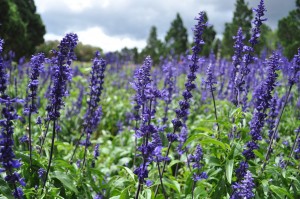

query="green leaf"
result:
[183,134,208,148]
[118,166,136,182]
[163,178,180,193]
[51,171,78,194]
[225,159,234,184]
[269,185,293,199]
[261,179,269,197]
[120,185,131,199]
[144,189,152,199]
[253,150,264,160]
[200,138,230,151]
[109,196,120,199]
[0,179,14,199]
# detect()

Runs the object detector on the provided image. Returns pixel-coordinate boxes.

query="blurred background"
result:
[0,0,299,62]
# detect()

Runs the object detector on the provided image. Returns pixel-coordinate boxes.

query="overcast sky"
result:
[35,0,296,52]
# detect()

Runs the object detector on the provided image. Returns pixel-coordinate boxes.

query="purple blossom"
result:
[188,145,207,182]
[24,53,45,115]
[46,33,78,121]
[249,0,267,46]
[171,11,207,136]
[231,170,255,199]
[19,135,29,143]
[235,0,267,106]
[231,27,245,105]
[94,193,104,199]
[288,48,300,85]
[235,161,249,181]
[243,52,281,161]
[294,127,300,159]
[0,39,7,95]
[38,168,46,179]
[0,97,25,198]
[132,56,163,188]
[205,63,217,92]
[83,51,106,137]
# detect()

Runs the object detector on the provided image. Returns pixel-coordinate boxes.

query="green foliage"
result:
[140,26,165,64]
[36,41,103,62]
[0,0,45,59]
[165,13,188,57]
[277,1,300,59]
[221,0,252,58]
[200,12,217,57]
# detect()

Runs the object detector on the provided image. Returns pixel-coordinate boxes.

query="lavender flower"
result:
[83,51,106,136]
[82,51,106,167]
[235,0,267,106]
[189,145,203,169]
[19,135,29,143]
[38,168,46,179]
[205,63,217,92]
[288,48,300,86]
[231,170,255,199]
[249,0,267,47]
[132,56,164,198]
[91,144,100,168]
[294,127,300,159]
[0,97,25,198]
[43,33,78,190]
[0,39,7,95]
[94,193,104,199]
[231,27,245,105]
[266,95,280,140]
[24,53,45,114]
[171,11,208,137]
[235,161,249,181]
[46,33,78,121]
[243,52,281,161]
[162,61,176,124]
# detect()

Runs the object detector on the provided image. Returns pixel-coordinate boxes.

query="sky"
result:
[34,0,296,52]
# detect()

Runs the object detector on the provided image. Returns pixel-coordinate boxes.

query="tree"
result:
[221,0,252,58]
[141,26,164,64]
[165,13,188,57]
[255,24,276,55]
[277,0,300,59]
[0,0,45,59]
[201,12,216,57]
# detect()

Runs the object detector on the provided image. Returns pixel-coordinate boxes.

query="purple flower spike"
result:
[231,170,255,199]
[249,0,267,46]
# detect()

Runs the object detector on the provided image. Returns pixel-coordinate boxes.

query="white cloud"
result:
[35,0,295,52]
[45,27,146,52]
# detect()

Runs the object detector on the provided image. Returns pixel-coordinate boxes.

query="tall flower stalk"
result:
[188,144,207,199]
[0,39,26,199]
[234,0,267,106]
[132,56,165,199]
[81,51,106,167]
[154,11,207,196]
[262,48,300,172]
[205,63,220,138]
[24,53,45,167]
[43,33,78,190]
[232,52,281,198]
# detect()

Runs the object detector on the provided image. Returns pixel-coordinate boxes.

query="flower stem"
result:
[69,133,84,164]
[262,84,292,172]
[42,119,56,191]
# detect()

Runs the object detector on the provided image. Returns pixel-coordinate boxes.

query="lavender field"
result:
[0,0,300,199]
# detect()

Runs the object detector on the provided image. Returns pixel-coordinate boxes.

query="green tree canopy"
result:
[0,0,45,59]
[200,12,216,57]
[141,26,164,64]
[277,0,300,59]
[221,0,252,58]
[165,13,188,57]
